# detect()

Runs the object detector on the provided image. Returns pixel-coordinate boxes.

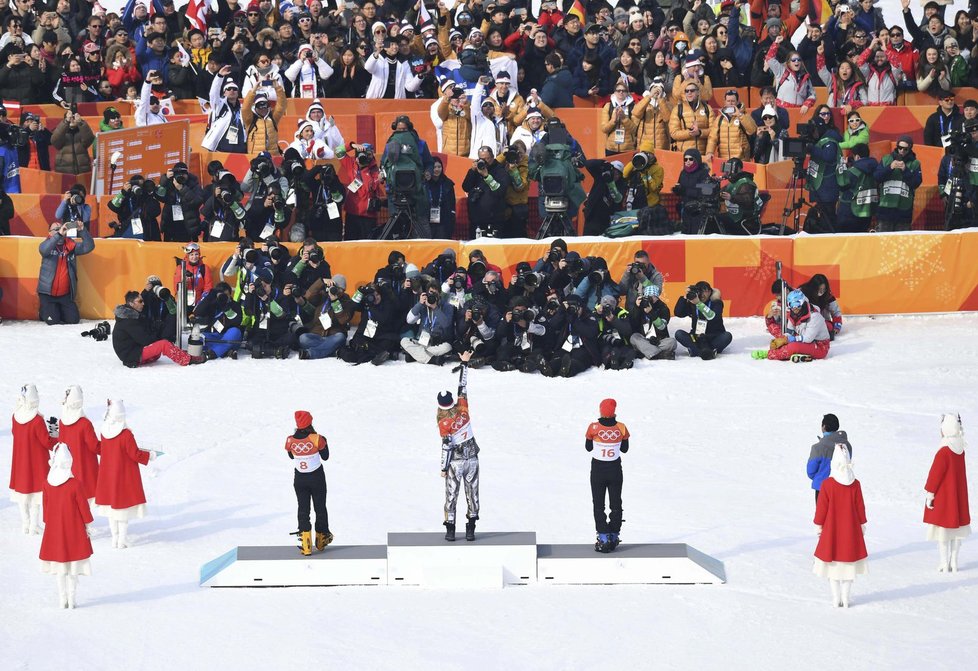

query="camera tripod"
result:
[376,201,418,240]
[779,156,812,235]
[537,211,576,239]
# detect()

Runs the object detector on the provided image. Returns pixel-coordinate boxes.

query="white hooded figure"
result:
[305,100,345,150]
[284,44,333,98]
[11,383,49,534]
[288,120,332,159]
[924,414,971,572]
[469,82,508,159]
[97,399,154,549]
[40,443,94,609]
[59,385,101,508]
[242,59,286,102]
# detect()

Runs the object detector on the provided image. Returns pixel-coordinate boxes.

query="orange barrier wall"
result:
[3,232,978,322]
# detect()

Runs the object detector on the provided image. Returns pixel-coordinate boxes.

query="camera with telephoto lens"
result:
[588,268,606,285]
[631,152,650,171]
[565,303,580,317]
[80,320,111,341]
[425,290,439,304]
[272,194,285,210]
[328,284,341,298]
[356,150,371,167]
[0,123,30,147]
[451,272,466,290]
[523,272,541,288]
[360,284,376,299]
[152,284,172,301]
[476,159,487,171]
[130,182,143,197]
[470,307,482,322]
[685,285,699,300]
[244,248,260,264]
[269,246,286,262]
[282,158,305,180]
[309,248,324,264]
[546,299,561,312]
[504,148,519,164]
[69,190,85,205]
[251,155,274,179]
[628,262,644,276]
[219,190,235,205]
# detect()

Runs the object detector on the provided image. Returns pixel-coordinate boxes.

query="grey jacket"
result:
[406,298,456,345]
[37,228,95,298]
[807,430,853,491]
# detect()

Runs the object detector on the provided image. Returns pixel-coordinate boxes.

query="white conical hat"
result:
[61,385,85,425]
[47,442,74,487]
[14,383,40,424]
[830,443,855,486]
[940,413,965,454]
[100,398,127,439]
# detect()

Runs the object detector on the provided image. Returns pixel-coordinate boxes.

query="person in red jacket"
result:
[94,399,154,549]
[339,143,384,240]
[924,413,970,573]
[40,443,94,609]
[172,242,213,313]
[10,384,56,535]
[285,410,332,556]
[586,398,630,553]
[58,385,101,506]
[813,444,868,608]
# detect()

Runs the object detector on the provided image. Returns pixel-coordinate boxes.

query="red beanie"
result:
[599,398,616,418]
[294,410,313,429]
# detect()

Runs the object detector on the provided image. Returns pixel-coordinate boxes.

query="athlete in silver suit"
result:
[437,350,481,541]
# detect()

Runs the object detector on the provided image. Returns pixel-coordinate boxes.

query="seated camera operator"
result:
[157,162,205,242]
[401,285,456,365]
[582,159,627,236]
[298,275,354,360]
[38,220,94,325]
[621,152,669,234]
[497,141,529,238]
[142,275,177,343]
[542,294,600,378]
[874,135,922,233]
[673,148,712,235]
[112,291,206,367]
[573,256,618,310]
[462,146,511,238]
[452,296,499,365]
[594,295,636,371]
[804,114,843,233]
[201,172,246,242]
[836,143,879,234]
[243,267,300,359]
[718,159,764,235]
[491,297,549,373]
[628,284,677,360]
[173,242,213,313]
[286,240,331,294]
[192,281,244,359]
[339,283,401,366]
[339,142,383,240]
[617,249,665,306]
[507,262,548,307]
[245,184,289,242]
[303,163,345,242]
[108,175,162,241]
[18,112,51,171]
[674,280,732,360]
[55,185,91,228]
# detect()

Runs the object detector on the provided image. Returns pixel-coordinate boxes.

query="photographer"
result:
[836,142,879,233]
[621,152,670,235]
[173,242,213,313]
[381,117,432,237]
[497,142,529,238]
[471,270,508,315]
[200,172,246,242]
[0,187,11,236]
[285,43,333,98]
[401,286,456,365]
[37,220,94,325]
[51,111,94,175]
[245,184,289,242]
[706,90,756,162]
[491,297,549,373]
[805,112,843,233]
[435,81,472,156]
[201,66,248,153]
[572,256,618,310]
[286,240,332,294]
[243,267,300,359]
[193,282,244,360]
[533,238,568,276]
[298,275,354,360]
[874,135,922,233]
[617,249,665,307]
[55,185,91,228]
[673,148,713,235]
[674,281,732,360]
[424,248,458,285]
[593,295,636,371]
[339,283,401,366]
[222,240,265,301]
[112,291,207,367]
[507,262,548,308]
[157,162,205,242]
[108,175,162,241]
[301,163,345,242]
[632,78,672,152]
[628,284,677,361]
[452,296,499,364]
[426,157,457,240]
[582,159,627,236]
[462,146,511,238]
[541,294,599,378]
[141,275,177,343]
[242,152,288,212]
[718,159,764,235]
[17,112,51,171]
[280,148,314,242]
[339,142,383,240]
[752,104,786,165]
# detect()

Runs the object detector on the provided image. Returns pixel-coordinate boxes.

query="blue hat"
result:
[787,289,806,309]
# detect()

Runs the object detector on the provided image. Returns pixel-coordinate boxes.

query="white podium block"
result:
[199,545,388,587]
[386,532,537,587]
[536,543,726,585]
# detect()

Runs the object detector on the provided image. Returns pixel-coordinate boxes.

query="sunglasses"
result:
[247,11,259,15]
[683,157,696,162]
[789,57,801,62]
[848,117,861,122]
[896,145,910,151]
[819,111,832,117]
[854,34,867,39]
[684,87,698,93]
[615,88,627,93]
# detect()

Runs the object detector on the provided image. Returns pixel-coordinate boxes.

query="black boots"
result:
[444,522,455,542]
[465,518,476,541]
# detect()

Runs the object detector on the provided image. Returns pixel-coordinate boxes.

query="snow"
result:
[2,313,977,669]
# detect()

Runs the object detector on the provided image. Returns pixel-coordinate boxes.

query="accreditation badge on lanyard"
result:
[130,216,143,236]
[695,311,708,336]
[210,220,226,239]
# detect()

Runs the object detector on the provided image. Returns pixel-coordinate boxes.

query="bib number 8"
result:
[299,460,308,470]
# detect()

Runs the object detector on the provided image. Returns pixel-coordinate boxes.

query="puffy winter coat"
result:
[673,289,726,336]
[37,228,94,299]
[242,84,288,155]
[766,44,816,107]
[784,302,830,343]
[706,110,756,160]
[51,119,95,175]
[437,97,472,157]
[668,96,712,153]
[632,96,672,152]
[807,430,853,491]
[600,101,638,153]
[111,304,157,367]
[540,67,575,109]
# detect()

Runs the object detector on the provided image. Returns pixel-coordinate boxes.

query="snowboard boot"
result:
[274,346,290,359]
[751,349,769,360]
[465,518,476,541]
[203,349,217,361]
[608,532,620,551]
[189,354,207,365]
[299,531,312,556]
[315,531,334,551]
[444,522,456,542]
[595,533,612,553]
[790,353,813,363]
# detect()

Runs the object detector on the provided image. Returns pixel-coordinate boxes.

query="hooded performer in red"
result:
[924,413,970,573]
[813,443,867,608]
[10,384,56,534]
[40,443,94,609]
[57,385,101,505]
[94,399,154,549]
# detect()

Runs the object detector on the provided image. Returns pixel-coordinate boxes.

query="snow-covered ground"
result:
[2,314,977,669]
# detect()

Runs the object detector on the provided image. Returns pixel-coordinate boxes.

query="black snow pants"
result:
[294,467,329,533]
[590,460,623,534]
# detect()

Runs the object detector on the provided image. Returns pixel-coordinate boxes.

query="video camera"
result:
[783,122,816,159]
[0,123,30,147]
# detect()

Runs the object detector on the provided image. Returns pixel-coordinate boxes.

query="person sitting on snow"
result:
[801,273,843,341]
[765,279,794,337]
[112,291,207,367]
[762,289,831,362]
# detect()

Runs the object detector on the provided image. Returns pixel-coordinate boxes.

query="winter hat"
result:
[306,100,325,119]
[103,107,121,122]
[404,263,420,279]
[297,43,314,58]
[295,119,315,139]
[525,107,543,120]
[437,391,455,408]
[940,413,966,455]
[897,134,914,149]
[331,274,347,291]
[61,385,85,426]
[223,80,240,93]
[47,443,74,487]
[829,443,855,486]
[101,398,127,440]
[449,29,463,42]
[371,21,387,34]
[83,41,100,54]
[822,413,840,432]
[441,247,456,260]
[765,18,782,30]
[424,36,439,50]
[610,160,624,173]
[683,148,702,163]
[599,295,617,312]
[643,284,661,298]
[565,293,585,307]
[599,398,617,418]
[439,79,456,93]
[494,71,510,82]
[786,289,806,309]
[147,275,162,287]
[761,104,777,118]
[613,7,628,21]
[294,410,313,429]
[14,383,40,424]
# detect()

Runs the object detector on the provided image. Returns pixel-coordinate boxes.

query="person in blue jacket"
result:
[807,414,854,503]
[540,53,575,109]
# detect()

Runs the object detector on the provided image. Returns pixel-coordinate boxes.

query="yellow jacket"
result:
[600,102,639,153]
[243,83,287,155]
[705,109,757,160]
[631,95,673,152]
[668,93,712,154]
[437,96,472,157]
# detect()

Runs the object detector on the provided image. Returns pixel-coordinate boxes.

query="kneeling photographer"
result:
[462,146,510,238]
[572,256,618,310]
[617,249,665,307]
[298,275,354,360]
[593,295,636,371]
[582,159,626,236]
[108,175,162,241]
[541,294,599,378]
[243,267,301,359]
[453,296,500,363]
[157,162,205,242]
[628,284,677,360]
[674,281,732,360]
[491,297,549,373]
[201,171,246,241]
[55,184,92,228]
[718,159,764,235]
[621,151,670,235]
[673,148,714,235]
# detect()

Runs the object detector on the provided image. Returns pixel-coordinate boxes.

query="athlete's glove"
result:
[770,336,788,350]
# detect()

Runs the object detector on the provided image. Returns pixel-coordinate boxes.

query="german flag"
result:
[567,0,586,24]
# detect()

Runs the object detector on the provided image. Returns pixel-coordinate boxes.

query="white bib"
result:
[326,201,340,219]
[259,222,276,240]
[171,203,184,220]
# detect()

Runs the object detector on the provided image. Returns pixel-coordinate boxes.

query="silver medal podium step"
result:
[536,543,726,585]
[199,544,388,587]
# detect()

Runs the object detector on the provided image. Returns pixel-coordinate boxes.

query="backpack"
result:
[605,211,641,237]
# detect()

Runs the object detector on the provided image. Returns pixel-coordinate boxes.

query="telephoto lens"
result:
[426,290,439,304]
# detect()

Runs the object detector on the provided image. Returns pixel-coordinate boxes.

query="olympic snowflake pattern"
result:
[876,235,947,294]
[738,246,780,284]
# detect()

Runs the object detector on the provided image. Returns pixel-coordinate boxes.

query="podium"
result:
[536,543,726,585]
[386,532,537,588]
[199,544,388,587]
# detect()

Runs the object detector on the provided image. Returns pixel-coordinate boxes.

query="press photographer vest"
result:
[840,167,878,218]
[722,176,761,224]
[879,154,920,211]
[805,137,840,193]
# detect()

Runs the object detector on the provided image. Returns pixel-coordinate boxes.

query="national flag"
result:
[176,41,192,67]
[567,0,585,24]
[186,0,208,33]
[434,59,473,93]
[417,2,433,30]
[2,99,21,122]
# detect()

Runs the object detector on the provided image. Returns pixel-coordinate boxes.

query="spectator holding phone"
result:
[136,71,168,127]
[37,220,95,325]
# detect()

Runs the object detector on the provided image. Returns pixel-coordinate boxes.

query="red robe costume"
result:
[40,476,94,564]
[924,446,970,530]
[58,418,101,500]
[814,477,868,563]
[94,428,149,511]
[10,414,56,495]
